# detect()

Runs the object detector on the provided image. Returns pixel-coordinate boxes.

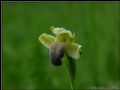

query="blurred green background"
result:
[2,2,119,90]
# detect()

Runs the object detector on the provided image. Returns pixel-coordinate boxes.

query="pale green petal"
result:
[39,33,56,48]
[66,43,82,60]
[51,26,74,43]
[51,26,72,37]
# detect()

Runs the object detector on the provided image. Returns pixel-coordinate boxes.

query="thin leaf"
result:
[65,53,76,90]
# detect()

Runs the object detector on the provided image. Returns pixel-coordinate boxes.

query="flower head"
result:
[39,26,82,66]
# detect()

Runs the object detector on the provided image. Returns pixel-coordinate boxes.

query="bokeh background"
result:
[2,2,119,90]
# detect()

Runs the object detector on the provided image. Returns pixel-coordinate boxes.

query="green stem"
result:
[66,63,75,90]
[65,54,76,90]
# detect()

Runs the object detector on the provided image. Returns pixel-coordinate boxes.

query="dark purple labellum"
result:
[49,43,65,66]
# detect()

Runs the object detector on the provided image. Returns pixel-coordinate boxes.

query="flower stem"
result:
[65,54,76,90]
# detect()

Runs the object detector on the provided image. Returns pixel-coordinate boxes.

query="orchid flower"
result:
[39,26,82,90]
[39,26,82,66]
